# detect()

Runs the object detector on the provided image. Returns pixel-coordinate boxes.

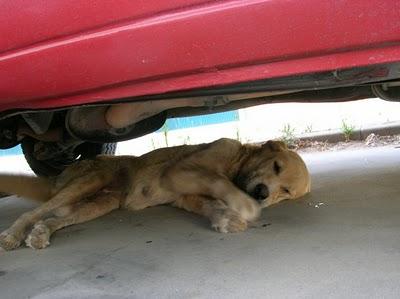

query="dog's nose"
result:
[252,183,269,201]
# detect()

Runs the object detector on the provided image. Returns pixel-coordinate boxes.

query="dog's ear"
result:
[262,140,288,152]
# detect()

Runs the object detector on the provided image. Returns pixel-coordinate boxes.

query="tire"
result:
[21,138,116,177]
[77,142,117,158]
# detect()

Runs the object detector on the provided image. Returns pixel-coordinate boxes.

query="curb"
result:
[297,121,400,143]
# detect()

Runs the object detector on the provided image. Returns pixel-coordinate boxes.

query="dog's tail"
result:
[0,174,52,202]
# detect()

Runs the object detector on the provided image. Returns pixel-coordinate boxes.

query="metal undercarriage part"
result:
[0,63,399,149]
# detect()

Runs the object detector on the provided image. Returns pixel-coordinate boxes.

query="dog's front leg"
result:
[172,195,247,233]
[162,167,260,221]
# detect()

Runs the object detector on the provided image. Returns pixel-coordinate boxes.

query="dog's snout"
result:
[252,183,269,201]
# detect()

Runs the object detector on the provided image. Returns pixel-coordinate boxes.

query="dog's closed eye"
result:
[273,161,281,175]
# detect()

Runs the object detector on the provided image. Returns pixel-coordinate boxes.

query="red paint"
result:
[0,0,400,112]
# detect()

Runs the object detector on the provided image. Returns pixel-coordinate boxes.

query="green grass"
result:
[341,120,355,142]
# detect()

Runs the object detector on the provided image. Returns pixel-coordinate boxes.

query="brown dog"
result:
[0,138,310,251]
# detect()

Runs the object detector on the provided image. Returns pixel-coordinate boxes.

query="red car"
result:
[1,0,399,176]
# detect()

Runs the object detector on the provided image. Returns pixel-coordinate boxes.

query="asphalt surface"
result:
[1,146,400,299]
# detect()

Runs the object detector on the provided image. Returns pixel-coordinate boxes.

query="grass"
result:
[341,120,355,142]
[183,136,191,145]
[150,138,156,150]
[161,123,169,147]
[304,124,313,134]
[235,127,241,142]
[280,123,297,147]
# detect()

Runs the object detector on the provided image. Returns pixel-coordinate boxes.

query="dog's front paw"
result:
[227,194,261,222]
[25,222,51,250]
[211,209,248,233]
[0,230,21,251]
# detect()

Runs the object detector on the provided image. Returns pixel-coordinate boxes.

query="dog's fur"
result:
[0,138,310,251]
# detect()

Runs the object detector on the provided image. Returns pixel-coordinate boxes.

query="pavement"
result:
[1,146,400,299]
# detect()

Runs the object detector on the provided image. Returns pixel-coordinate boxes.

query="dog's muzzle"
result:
[251,183,269,202]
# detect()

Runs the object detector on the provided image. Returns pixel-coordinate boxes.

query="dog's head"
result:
[234,140,310,208]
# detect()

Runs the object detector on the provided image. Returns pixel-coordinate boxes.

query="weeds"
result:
[280,123,297,147]
[304,124,313,134]
[150,138,156,150]
[161,123,169,147]
[341,120,355,142]
[235,127,241,142]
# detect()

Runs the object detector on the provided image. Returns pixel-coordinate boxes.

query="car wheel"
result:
[21,138,116,177]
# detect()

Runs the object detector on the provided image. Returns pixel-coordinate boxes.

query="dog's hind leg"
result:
[0,170,114,251]
[172,195,248,233]
[25,193,121,249]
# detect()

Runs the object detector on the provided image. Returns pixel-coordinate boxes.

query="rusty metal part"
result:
[105,90,300,129]
[17,125,63,142]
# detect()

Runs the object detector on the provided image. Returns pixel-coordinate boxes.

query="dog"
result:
[0,138,310,251]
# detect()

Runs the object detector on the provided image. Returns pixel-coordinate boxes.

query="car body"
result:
[1,0,400,175]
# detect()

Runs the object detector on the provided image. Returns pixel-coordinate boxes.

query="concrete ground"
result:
[1,146,400,299]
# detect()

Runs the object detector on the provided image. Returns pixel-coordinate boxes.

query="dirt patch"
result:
[293,133,400,153]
